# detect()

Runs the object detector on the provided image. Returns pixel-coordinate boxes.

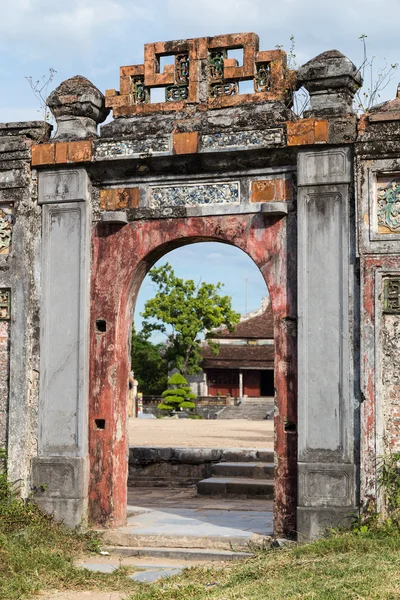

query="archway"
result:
[88,211,297,537]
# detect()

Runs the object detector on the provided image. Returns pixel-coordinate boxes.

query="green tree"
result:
[158,373,196,414]
[141,263,240,375]
[131,328,168,395]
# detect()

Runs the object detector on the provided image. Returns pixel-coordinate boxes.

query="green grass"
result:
[3,452,400,599]
[3,499,400,600]
[127,531,400,600]
[0,458,139,600]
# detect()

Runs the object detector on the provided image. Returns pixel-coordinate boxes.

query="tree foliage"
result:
[131,328,168,395]
[141,263,240,374]
[158,373,196,413]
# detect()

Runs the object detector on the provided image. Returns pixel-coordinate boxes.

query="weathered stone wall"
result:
[356,87,400,507]
[0,121,50,496]
[0,321,9,450]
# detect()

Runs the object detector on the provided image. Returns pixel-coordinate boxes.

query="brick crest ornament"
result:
[383,278,400,314]
[0,290,10,320]
[377,180,400,231]
[105,33,295,116]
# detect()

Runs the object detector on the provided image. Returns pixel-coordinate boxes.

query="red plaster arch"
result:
[89,212,297,536]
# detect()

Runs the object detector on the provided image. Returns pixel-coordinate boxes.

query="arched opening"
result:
[128,241,274,538]
[89,213,296,537]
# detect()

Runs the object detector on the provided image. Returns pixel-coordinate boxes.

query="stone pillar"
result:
[31,77,108,527]
[239,370,243,400]
[296,51,361,540]
[32,169,90,526]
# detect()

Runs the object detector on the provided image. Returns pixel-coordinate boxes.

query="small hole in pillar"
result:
[94,419,106,430]
[284,422,296,433]
[96,320,107,333]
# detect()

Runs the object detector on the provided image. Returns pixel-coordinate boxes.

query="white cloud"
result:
[0,0,155,60]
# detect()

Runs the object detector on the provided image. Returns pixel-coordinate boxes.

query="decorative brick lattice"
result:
[105,33,295,116]
[150,182,240,208]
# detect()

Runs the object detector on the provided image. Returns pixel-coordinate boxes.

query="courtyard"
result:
[128,417,274,449]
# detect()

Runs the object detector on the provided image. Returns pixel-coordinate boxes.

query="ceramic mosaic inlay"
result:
[201,129,283,150]
[150,182,240,208]
[95,137,170,159]
[377,178,400,232]
[0,290,10,319]
[0,204,13,254]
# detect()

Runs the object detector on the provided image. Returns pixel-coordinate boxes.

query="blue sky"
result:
[2,0,400,123]
[134,242,268,336]
[2,0,400,334]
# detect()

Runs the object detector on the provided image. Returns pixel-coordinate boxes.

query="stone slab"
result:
[105,546,253,561]
[39,201,90,457]
[211,462,274,479]
[38,168,88,204]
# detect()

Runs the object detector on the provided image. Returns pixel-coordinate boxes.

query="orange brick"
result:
[315,120,329,143]
[287,119,315,146]
[173,132,199,155]
[55,142,68,164]
[31,143,55,166]
[287,119,329,146]
[119,76,131,95]
[67,141,92,163]
[224,58,239,68]
[120,64,144,77]
[100,188,139,211]
[251,178,292,203]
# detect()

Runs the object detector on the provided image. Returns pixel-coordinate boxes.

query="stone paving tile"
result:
[125,508,260,538]
[130,567,182,583]
[77,560,184,584]
[157,508,273,535]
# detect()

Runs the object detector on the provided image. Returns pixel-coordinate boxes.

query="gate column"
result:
[31,77,108,527]
[296,51,361,539]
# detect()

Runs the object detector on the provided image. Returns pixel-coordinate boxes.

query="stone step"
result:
[102,529,267,552]
[104,546,254,561]
[212,462,274,479]
[197,476,275,498]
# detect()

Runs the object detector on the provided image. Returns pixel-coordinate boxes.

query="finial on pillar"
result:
[47,75,109,140]
[297,50,362,117]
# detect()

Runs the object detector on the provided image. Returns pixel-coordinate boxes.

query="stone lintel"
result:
[124,201,289,222]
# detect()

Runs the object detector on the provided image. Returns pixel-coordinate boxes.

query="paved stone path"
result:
[129,417,274,448]
[41,490,274,600]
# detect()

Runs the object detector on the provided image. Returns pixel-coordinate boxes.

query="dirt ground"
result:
[128,418,274,448]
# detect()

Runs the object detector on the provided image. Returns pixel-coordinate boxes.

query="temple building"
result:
[193,298,274,398]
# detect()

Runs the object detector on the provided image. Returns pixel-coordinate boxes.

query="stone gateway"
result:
[0,33,397,541]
